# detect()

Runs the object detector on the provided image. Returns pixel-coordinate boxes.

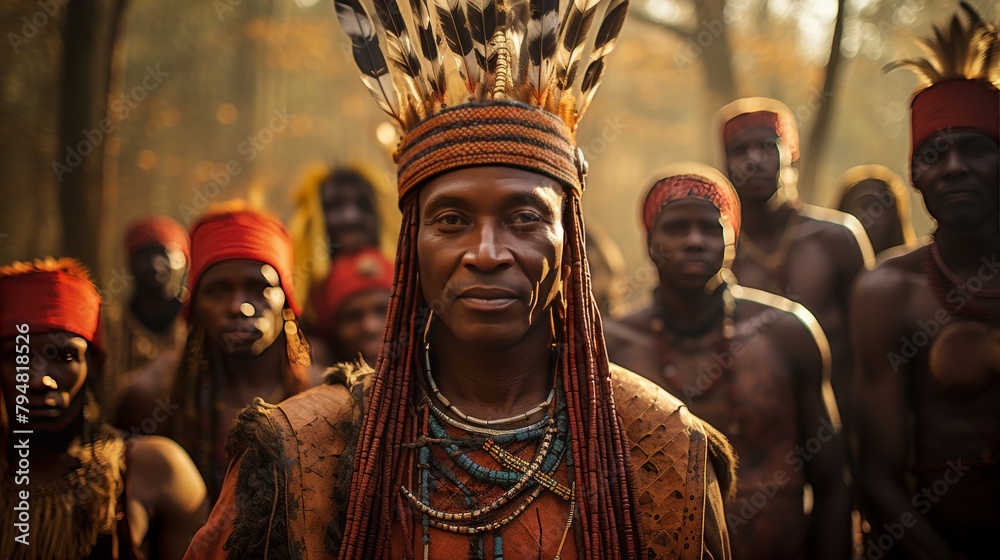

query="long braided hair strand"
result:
[338,189,645,559]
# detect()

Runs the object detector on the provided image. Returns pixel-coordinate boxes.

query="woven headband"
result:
[395,101,584,203]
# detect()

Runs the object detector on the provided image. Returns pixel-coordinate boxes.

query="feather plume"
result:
[409,0,448,102]
[467,0,498,73]
[373,0,432,119]
[335,0,402,122]
[373,0,423,80]
[434,0,482,92]
[886,3,1000,89]
[554,0,601,91]
[577,0,628,119]
[523,0,560,103]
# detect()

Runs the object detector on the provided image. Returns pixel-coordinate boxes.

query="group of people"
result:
[1,1,997,559]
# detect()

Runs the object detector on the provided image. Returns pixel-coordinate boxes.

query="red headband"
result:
[311,248,393,335]
[124,215,190,262]
[911,78,1000,156]
[723,110,800,163]
[643,173,742,240]
[186,210,299,319]
[0,264,102,349]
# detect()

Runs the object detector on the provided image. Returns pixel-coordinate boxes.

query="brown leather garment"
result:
[185,363,734,560]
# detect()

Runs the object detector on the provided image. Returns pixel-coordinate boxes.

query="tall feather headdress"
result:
[885,2,999,157]
[333,0,630,146]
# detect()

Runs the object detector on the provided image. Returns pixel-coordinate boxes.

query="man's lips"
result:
[223,329,262,343]
[678,260,711,274]
[454,287,522,310]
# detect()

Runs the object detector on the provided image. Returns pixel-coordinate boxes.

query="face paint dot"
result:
[41,376,59,389]
[240,303,256,317]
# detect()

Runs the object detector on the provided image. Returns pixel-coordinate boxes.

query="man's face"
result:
[649,198,726,292]
[417,166,565,350]
[725,126,781,202]
[838,180,901,253]
[194,259,287,359]
[322,178,380,253]
[1,332,88,433]
[912,129,999,230]
[333,289,390,364]
[130,245,187,298]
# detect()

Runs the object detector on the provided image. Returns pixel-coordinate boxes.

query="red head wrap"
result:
[716,97,800,163]
[642,163,742,241]
[185,209,299,320]
[0,258,102,350]
[310,248,393,336]
[910,78,1000,157]
[123,215,190,263]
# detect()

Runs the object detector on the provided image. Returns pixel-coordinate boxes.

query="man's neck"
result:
[219,334,286,392]
[935,226,1000,281]
[741,197,793,240]
[428,323,554,420]
[656,283,724,335]
[130,292,181,332]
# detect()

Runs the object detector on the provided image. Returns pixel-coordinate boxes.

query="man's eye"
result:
[764,141,778,152]
[437,215,465,227]
[59,351,78,363]
[512,212,541,224]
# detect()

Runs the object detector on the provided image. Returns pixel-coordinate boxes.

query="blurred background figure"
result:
[717,97,874,437]
[0,258,207,560]
[606,164,850,560]
[306,247,393,384]
[836,164,918,256]
[290,164,396,326]
[585,224,628,319]
[107,215,190,429]
[120,205,311,502]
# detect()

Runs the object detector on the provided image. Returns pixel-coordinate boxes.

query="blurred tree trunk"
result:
[57,0,128,283]
[634,0,737,106]
[799,0,846,198]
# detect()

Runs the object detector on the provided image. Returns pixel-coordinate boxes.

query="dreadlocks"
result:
[338,183,644,558]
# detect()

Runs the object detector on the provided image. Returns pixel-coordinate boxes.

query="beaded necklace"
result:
[925,241,1000,320]
[405,378,575,559]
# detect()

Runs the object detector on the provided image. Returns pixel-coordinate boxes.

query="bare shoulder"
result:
[604,305,656,344]
[127,434,194,475]
[854,244,927,302]
[798,204,876,267]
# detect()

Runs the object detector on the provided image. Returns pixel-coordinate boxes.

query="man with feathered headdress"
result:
[851,4,999,558]
[186,0,735,558]
[606,163,850,559]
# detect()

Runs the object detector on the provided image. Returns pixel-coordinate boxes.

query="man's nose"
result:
[463,223,513,271]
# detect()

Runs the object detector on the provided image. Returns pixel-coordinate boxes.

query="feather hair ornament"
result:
[885,2,999,168]
[885,1,999,88]
[333,0,631,134]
